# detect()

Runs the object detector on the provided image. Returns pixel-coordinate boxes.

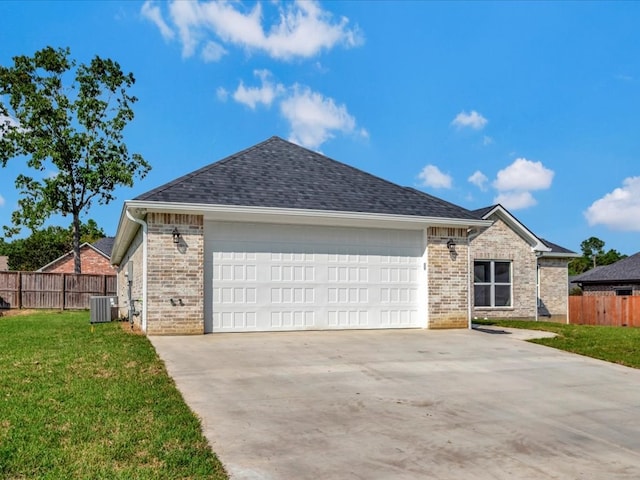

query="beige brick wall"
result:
[116,228,144,327]
[427,227,469,329]
[146,213,204,335]
[470,218,537,319]
[538,257,570,322]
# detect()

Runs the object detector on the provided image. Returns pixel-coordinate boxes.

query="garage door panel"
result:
[205,222,424,332]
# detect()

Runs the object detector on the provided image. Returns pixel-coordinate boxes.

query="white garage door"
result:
[204,222,425,332]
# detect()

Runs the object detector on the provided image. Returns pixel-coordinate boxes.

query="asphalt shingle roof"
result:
[135,136,479,220]
[573,252,640,283]
[540,238,576,255]
[92,237,115,257]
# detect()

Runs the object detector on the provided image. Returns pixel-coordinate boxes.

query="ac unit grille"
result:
[90,296,118,324]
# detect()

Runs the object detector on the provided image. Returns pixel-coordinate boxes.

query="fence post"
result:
[62,273,66,310]
[18,272,22,309]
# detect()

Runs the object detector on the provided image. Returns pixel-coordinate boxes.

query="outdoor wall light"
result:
[447,238,456,252]
[172,227,181,245]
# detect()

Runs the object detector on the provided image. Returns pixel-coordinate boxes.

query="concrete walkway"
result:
[151,328,640,480]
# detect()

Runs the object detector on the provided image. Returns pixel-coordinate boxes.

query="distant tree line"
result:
[568,236,627,276]
[0,219,104,271]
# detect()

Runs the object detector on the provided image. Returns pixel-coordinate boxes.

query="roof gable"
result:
[135,136,479,221]
[574,252,640,283]
[471,204,576,256]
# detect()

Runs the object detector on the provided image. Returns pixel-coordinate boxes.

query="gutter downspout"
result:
[126,209,148,332]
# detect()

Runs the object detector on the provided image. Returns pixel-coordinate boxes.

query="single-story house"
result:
[110,136,576,335]
[573,252,640,296]
[38,237,115,274]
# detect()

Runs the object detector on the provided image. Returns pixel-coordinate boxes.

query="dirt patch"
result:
[120,321,145,335]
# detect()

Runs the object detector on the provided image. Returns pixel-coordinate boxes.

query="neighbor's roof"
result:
[573,252,640,284]
[135,136,480,221]
[92,237,114,258]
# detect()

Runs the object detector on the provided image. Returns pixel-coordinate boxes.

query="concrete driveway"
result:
[151,328,640,480]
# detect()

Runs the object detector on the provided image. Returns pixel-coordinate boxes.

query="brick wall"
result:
[538,257,570,322]
[146,213,204,335]
[470,218,537,319]
[43,246,115,275]
[116,229,144,326]
[427,227,469,329]
[582,284,640,296]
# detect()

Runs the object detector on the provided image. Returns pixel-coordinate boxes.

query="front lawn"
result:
[474,319,640,369]
[0,310,227,479]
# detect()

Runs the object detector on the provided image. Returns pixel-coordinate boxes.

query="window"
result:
[474,260,512,307]
[615,288,632,296]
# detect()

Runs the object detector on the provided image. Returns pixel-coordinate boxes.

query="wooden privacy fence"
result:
[569,295,640,327]
[0,272,116,310]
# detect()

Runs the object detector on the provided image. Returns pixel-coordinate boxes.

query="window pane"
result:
[494,285,511,306]
[474,262,491,283]
[494,262,511,283]
[474,285,491,306]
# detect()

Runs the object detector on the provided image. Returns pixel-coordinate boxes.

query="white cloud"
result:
[141,1,175,40]
[584,177,640,231]
[201,40,227,62]
[280,85,358,149]
[451,110,488,130]
[493,158,554,192]
[232,69,285,109]
[0,194,5,207]
[468,170,488,191]
[0,113,19,138]
[216,87,229,102]
[418,165,452,189]
[482,135,494,146]
[488,158,554,210]
[149,0,362,61]
[494,191,537,210]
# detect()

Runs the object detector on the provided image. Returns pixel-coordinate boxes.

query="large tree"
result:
[0,46,149,273]
[568,236,627,275]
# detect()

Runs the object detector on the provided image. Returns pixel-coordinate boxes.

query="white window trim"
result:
[474,260,513,308]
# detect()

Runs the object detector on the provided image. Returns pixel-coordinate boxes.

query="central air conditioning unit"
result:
[90,296,118,324]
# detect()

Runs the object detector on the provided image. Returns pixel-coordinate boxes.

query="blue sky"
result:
[1,1,639,255]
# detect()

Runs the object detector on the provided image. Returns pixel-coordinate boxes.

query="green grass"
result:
[474,319,640,369]
[0,310,227,480]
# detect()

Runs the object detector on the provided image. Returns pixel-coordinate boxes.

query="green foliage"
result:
[0,219,105,271]
[568,236,627,275]
[0,46,150,273]
[0,311,227,479]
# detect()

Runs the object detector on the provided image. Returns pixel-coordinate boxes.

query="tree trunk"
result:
[72,213,82,274]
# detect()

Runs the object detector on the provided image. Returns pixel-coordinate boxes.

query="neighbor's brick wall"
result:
[116,228,144,327]
[43,246,115,274]
[427,227,469,329]
[538,257,569,322]
[146,213,204,335]
[582,284,640,296]
[470,218,537,319]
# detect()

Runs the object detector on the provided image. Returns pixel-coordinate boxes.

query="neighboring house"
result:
[573,252,640,296]
[469,205,578,322]
[0,256,8,272]
[110,136,575,335]
[38,237,115,274]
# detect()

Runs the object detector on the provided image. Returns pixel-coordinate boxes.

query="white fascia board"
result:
[124,200,492,231]
[111,204,144,266]
[538,251,581,259]
[482,205,551,252]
